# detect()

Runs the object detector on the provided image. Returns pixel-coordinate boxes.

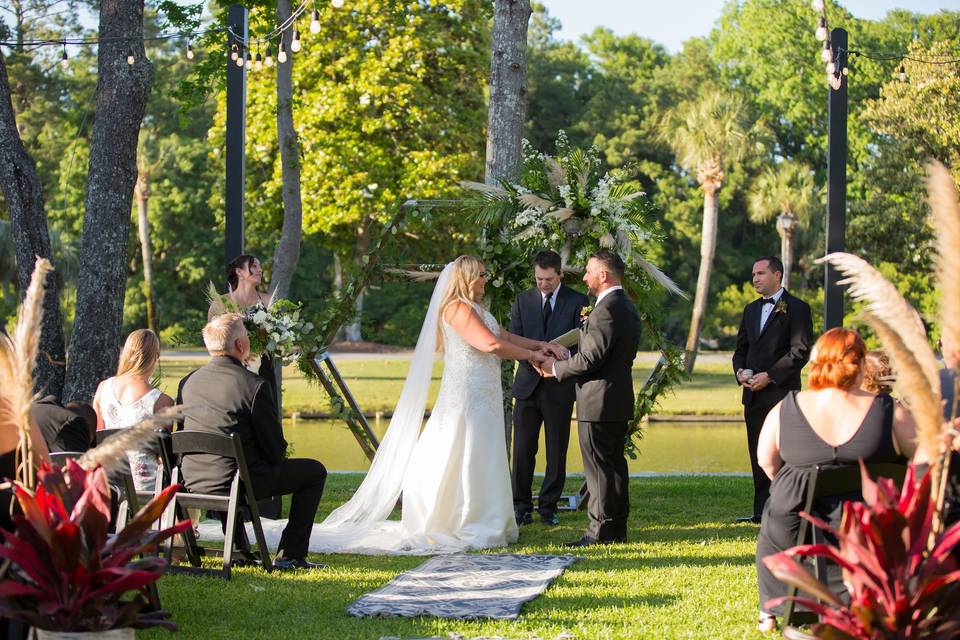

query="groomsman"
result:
[732,256,813,523]
[509,250,588,526]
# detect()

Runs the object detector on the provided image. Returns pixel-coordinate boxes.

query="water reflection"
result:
[284,419,750,474]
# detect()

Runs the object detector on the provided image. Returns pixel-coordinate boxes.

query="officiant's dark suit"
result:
[732,257,813,520]
[177,315,327,563]
[554,251,639,544]
[509,253,589,525]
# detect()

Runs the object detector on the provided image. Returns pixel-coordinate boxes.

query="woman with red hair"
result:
[753,327,918,632]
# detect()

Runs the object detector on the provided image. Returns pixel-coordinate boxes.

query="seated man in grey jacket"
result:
[177,313,326,570]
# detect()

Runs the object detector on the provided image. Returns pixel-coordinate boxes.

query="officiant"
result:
[509,250,589,526]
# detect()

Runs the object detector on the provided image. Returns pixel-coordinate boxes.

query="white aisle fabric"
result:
[199,265,518,555]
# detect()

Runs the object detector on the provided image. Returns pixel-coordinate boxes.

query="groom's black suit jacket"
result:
[732,290,813,407]
[510,284,589,401]
[554,289,640,422]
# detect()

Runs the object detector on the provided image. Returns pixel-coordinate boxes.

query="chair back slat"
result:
[49,451,84,467]
[170,431,237,458]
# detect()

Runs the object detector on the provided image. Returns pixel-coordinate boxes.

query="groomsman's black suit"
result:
[177,356,327,561]
[509,284,589,520]
[555,288,640,542]
[732,290,813,518]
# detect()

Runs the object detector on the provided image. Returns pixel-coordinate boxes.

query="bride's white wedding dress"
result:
[212,264,518,555]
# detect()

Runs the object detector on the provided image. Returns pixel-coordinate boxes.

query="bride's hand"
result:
[542,341,570,361]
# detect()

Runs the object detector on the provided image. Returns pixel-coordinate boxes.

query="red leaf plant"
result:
[0,459,192,632]
[762,461,960,638]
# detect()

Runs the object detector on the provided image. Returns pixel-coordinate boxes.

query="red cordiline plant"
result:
[0,459,191,631]
[763,462,960,638]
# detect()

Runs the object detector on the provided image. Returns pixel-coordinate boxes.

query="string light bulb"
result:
[898,64,906,82]
[60,45,68,70]
[291,29,302,52]
[265,47,274,67]
[815,17,827,42]
[186,43,194,60]
[255,51,262,70]
[311,8,321,34]
[332,0,344,7]
[821,40,832,62]
[812,0,824,11]
[126,49,135,65]
[230,43,239,60]
[245,50,253,69]
[842,66,848,76]
[826,61,835,75]
[278,41,288,63]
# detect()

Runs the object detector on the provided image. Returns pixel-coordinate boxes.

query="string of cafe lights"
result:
[0,0,346,71]
[811,0,960,90]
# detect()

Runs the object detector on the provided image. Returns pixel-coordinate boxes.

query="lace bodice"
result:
[100,378,162,429]
[437,303,503,408]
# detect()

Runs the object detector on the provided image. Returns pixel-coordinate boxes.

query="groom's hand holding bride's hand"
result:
[537,356,556,377]
[543,341,570,361]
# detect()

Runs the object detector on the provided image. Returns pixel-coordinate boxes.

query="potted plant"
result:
[0,459,191,638]
[763,462,960,639]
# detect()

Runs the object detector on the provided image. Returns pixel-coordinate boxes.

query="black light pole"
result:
[225,4,248,265]
[824,27,848,330]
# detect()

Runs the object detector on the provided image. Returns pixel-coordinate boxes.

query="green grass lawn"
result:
[147,474,767,640]
[157,356,744,417]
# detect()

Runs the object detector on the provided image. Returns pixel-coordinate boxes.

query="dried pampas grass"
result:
[818,253,941,392]
[927,161,960,359]
[518,193,555,211]
[0,258,53,489]
[634,254,687,299]
[546,157,566,189]
[78,407,182,476]
[383,267,441,283]
[459,181,508,198]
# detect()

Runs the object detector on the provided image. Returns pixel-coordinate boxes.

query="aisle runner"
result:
[348,553,576,619]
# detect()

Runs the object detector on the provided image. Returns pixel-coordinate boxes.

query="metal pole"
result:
[824,28,847,330]
[225,5,247,266]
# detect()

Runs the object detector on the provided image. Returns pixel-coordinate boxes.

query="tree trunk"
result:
[269,0,303,303]
[63,0,154,402]
[343,227,372,343]
[0,50,66,398]
[134,167,157,334]
[683,183,720,374]
[781,233,793,291]
[484,0,531,185]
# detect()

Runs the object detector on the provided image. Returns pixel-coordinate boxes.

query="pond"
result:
[284,419,751,474]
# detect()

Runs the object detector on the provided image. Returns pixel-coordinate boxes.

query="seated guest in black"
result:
[177,313,327,570]
[31,396,96,453]
[753,328,917,633]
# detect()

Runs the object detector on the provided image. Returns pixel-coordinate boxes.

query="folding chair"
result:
[162,431,273,580]
[93,428,165,530]
[783,462,907,628]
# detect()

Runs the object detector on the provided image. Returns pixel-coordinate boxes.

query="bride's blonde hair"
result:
[436,255,485,347]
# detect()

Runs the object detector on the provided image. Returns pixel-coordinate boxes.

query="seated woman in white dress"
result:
[93,329,174,491]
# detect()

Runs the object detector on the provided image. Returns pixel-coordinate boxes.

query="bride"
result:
[249,255,565,554]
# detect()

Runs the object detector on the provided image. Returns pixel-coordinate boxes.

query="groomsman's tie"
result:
[543,290,553,333]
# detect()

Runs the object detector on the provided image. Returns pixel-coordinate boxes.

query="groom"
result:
[540,250,640,546]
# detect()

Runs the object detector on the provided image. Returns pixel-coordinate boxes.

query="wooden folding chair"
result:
[162,431,273,580]
[783,462,906,629]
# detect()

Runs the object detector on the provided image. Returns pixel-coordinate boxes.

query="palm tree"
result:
[747,161,819,290]
[662,90,765,374]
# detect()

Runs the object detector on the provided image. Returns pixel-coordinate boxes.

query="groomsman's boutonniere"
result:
[580,305,594,322]
[774,299,788,315]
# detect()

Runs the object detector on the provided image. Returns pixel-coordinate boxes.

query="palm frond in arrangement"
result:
[817,253,941,392]
[0,257,53,490]
[77,408,182,477]
[927,160,960,360]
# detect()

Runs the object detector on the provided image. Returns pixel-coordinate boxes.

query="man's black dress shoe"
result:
[540,513,560,526]
[735,515,762,524]
[273,558,328,571]
[564,536,599,548]
[515,510,533,526]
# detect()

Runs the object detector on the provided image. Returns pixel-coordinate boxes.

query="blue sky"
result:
[543,0,960,52]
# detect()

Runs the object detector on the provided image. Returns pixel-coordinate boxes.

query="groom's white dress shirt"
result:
[759,287,785,332]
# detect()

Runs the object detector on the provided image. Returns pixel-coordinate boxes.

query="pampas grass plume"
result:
[927,161,960,358]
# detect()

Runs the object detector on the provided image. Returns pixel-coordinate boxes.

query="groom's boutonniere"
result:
[580,305,594,323]
[774,299,788,315]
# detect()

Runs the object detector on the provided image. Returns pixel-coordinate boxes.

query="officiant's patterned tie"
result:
[543,290,553,333]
